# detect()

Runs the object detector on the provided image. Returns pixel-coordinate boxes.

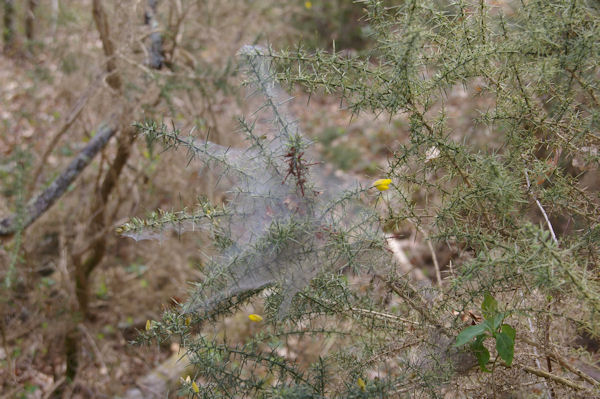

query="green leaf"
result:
[455,323,487,347]
[482,318,495,334]
[492,312,505,331]
[495,332,515,366]
[471,335,491,372]
[481,292,498,318]
[501,324,516,341]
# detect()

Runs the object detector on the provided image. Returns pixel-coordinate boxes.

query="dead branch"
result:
[72,125,135,315]
[0,123,118,237]
[521,364,590,392]
[92,0,121,91]
[145,0,165,69]
[520,335,600,387]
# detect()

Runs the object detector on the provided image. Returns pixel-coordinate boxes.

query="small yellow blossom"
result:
[192,381,200,393]
[145,319,152,331]
[248,314,263,322]
[372,178,392,191]
[304,1,312,9]
[185,316,192,326]
[357,377,366,391]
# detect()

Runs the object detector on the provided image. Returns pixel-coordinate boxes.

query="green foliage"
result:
[273,0,600,332]
[454,293,515,371]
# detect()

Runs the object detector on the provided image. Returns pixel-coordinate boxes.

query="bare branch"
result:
[521,364,590,392]
[92,0,121,90]
[0,123,118,237]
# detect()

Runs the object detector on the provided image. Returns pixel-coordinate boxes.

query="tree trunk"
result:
[145,0,164,69]
[3,0,15,51]
[25,0,39,41]
[63,0,130,387]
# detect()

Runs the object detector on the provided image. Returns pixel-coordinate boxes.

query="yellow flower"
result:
[357,377,366,391]
[192,381,200,393]
[145,319,152,331]
[304,1,312,9]
[185,316,191,326]
[372,178,392,191]
[248,314,263,322]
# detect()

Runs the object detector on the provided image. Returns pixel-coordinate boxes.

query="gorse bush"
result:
[123,1,600,397]
[128,46,384,319]
[124,46,395,397]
